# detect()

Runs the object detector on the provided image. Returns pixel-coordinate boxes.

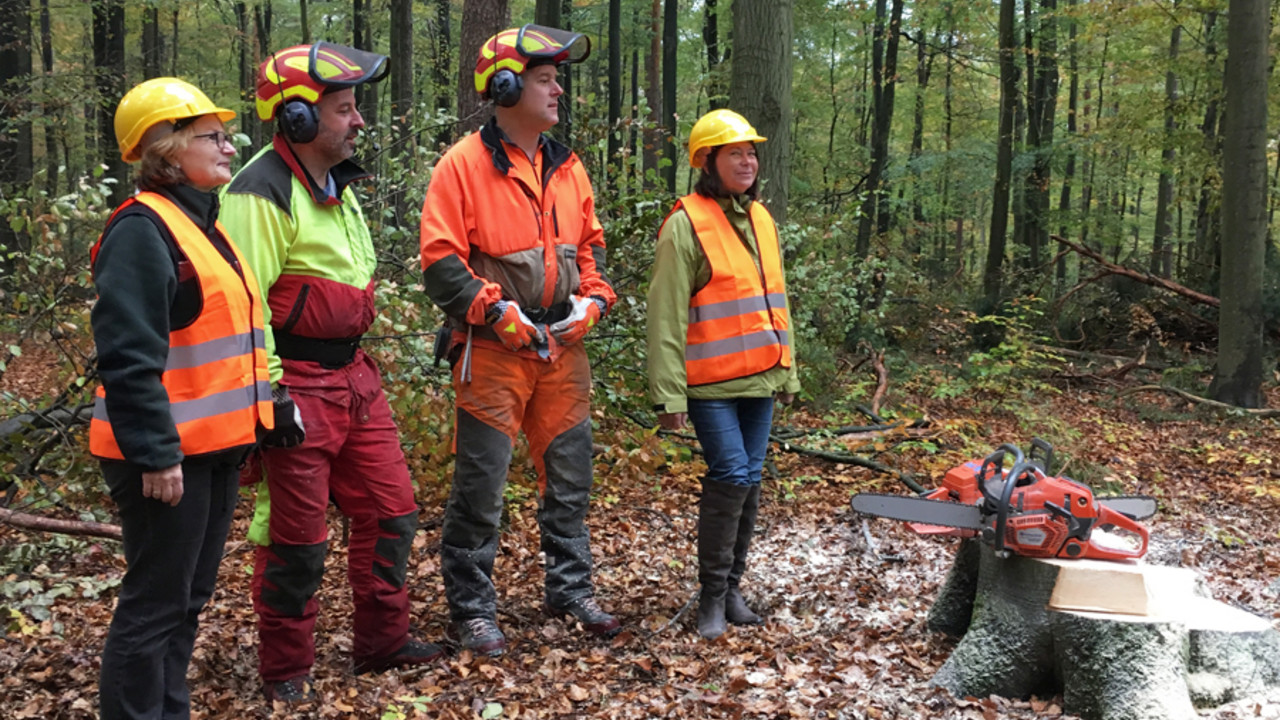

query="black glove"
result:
[262,385,306,448]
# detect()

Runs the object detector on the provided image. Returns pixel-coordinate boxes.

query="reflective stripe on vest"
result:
[679,193,791,386]
[89,192,274,461]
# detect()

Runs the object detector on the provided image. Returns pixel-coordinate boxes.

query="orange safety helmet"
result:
[473,24,590,105]
[255,41,389,122]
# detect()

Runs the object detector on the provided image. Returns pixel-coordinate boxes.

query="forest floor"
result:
[2,361,1280,719]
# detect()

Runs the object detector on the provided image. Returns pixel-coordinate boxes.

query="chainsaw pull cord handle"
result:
[978,444,1025,507]
[993,461,1040,557]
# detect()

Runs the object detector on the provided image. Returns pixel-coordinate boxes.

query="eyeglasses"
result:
[193,131,235,148]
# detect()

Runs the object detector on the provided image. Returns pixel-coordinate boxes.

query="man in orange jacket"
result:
[419,24,618,656]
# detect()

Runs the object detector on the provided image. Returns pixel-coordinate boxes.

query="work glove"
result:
[486,300,545,352]
[549,295,606,346]
[262,385,306,448]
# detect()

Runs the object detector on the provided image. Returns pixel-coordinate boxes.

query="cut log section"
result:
[927,539,1280,720]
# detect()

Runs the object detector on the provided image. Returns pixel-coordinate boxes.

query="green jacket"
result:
[646,195,801,415]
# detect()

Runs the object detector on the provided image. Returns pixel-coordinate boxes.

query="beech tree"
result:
[728,0,793,223]
[1211,0,1268,407]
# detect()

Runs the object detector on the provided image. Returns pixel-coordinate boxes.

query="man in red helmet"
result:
[220,42,441,703]
[419,24,619,656]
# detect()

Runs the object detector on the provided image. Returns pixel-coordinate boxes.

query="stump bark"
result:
[927,539,1280,720]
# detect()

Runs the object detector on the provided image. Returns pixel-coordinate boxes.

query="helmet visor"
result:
[309,42,390,88]
[516,25,590,66]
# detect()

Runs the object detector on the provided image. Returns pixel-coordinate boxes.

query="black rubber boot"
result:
[725,483,763,625]
[697,481,751,639]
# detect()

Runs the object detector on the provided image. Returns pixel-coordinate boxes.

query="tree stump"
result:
[927,539,1280,720]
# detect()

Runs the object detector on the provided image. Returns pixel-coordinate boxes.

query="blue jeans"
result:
[687,396,775,487]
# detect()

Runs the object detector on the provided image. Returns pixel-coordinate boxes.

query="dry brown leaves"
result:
[2,384,1279,719]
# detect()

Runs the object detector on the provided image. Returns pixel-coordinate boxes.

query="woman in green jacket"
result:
[646,109,800,639]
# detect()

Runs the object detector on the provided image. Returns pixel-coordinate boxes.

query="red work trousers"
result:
[250,352,419,682]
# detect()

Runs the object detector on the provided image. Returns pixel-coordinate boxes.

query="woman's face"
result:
[714,141,759,196]
[174,114,236,192]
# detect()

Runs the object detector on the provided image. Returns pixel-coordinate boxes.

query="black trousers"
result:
[98,451,240,720]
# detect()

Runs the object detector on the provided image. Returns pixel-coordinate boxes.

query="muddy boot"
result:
[697,480,750,640]
[725,483,763,625]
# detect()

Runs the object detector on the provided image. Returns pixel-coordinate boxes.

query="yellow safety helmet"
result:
[687,109,766,169]
[114,77,235,163]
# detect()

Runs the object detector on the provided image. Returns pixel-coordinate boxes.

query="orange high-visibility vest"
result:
[677,193,791,386]
[89,192,274,460]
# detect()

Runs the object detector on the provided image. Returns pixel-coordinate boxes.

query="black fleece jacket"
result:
[91,184,246,471]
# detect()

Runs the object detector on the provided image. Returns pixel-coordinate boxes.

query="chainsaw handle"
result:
[1079,502,1149,560]
[978,444,1026,505]
[1029,437,1055,473]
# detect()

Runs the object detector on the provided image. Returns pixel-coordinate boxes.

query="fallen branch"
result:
[0,508,121,541]
[870,351,888,416]
[1120,385,1280,417]
[1031,344,1169,372]
[1051,235,1220,308]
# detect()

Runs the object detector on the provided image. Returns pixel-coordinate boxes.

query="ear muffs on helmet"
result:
[280,99,319,144]
[489,69,523,108]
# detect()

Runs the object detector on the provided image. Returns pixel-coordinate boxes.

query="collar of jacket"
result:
[272,134,373,207]
[160,183,222,236]
[479,117,573,188]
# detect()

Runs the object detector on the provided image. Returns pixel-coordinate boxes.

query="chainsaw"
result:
[851,440,1156,561]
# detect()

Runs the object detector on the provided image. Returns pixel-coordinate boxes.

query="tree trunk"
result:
[1024,0,1058,273]
[728,0,793,223]
[1056,0,1078,292]
[874,0,902,237]
[908,25,933,246]
[142,4,162,80]
[1211,0,1268,408]
[252,1,273,149]
[1192,11,1222,286]
[92,0,127,206]
[38,0,58,195]
[855,0,888,256]
[388,0,412,136]
[0,0,33,188]
[642,0,660,184]
[1152,17,1180,279]
[929,540,1280,720]
[457,0,509,136]
[534,0,561,28]
[606,0,622,182]
[702,0,725,110]
[235,2,252,146]
[662,0,677,193]
[984,0,1018,305]
[300,0,310,45]
[432,0,452,146]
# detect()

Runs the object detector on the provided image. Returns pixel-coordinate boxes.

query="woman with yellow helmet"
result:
[92,77,273,719]
[646,109,801,640]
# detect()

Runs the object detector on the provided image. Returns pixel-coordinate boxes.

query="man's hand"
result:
[487,300,545,351]
[142,464,184,506]
[262,385,306,448]
[549,295,605,346]
[658,412,688,431]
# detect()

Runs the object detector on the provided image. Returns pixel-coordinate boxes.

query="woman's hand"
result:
[658,412,689,431]
[775,392,795,406]
[142,464,184,506]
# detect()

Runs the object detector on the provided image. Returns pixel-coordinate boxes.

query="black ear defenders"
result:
[280,99,319,144]
[489,69,523,108]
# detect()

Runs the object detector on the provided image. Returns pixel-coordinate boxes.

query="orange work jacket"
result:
[89,192,274,460]
[679,193,792,386]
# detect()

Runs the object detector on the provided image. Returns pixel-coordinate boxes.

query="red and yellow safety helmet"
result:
[473,24,590,97]
[256,42,389,121]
